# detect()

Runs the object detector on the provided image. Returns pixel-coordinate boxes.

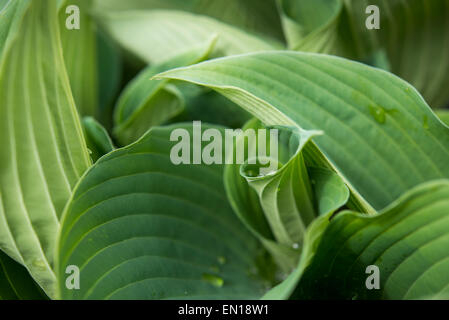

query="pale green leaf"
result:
[93,0,284,42]
[59,0,99,116]
[95,10,281,65]
[0,0,91,297]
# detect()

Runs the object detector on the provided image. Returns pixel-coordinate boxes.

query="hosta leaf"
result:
[278,0,349,56]
[57,124,274,300]
[281,0,449,108]
[436,110,449,127]
[96,28,122,129]
[82,117,114,163]
[93,0,284,42]
[95,10,281,65]
[262,212,331,300]
[310,167,350,217]
[0,0,28,60]
[224,119,348,271]
[59,0,98,116]
[0,250,47,300]
[169,85,251,129]
[0,0,91,297]
[294,180,449,300]
[113,38,216,145]
[240,126,319,248]
[354,0,449,108]
[157,51,449,211]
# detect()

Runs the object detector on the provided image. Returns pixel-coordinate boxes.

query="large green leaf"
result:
[0,0,91,297]
[93,0,284,42]
[59,0,98,116]
[280,0,449,108]
[294,180,449,300]
[113,38,216,146]
[0,250,48,300]
[157,51,449,211]
[57,124,275,299]
[95,10,281,65]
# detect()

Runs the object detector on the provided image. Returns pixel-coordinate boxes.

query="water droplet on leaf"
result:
[422,115,429,130]
[368,105,398,124]
[32,259,46,270]
[202,273,224,287]
[369,105,386,124]
[217,256,226,265]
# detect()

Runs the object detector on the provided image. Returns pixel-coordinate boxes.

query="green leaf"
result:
[95,10,281,65]
[281,0,449,108]
[0,0,91,297]
[168,85,251,129]
[0,0,28,60]
[56,124,274,299]
[436,110,449,127]
[157,51,449,211]
[278,0,347,55]
[224,119,348,271]
[82,117,114,162]
[59,0,99,116]
[240,126,319,248]
[356,0,449,108]
[113,37,216,146]
[96,28,122,129]
[310,167,350,217]
[93,0,284,42]
[262,212,331,300]
[294,180,449,300]
[0,250,48,300]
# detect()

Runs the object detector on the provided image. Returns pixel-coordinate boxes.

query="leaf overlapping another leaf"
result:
[157,51,449,212]
[224,119,348,271]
